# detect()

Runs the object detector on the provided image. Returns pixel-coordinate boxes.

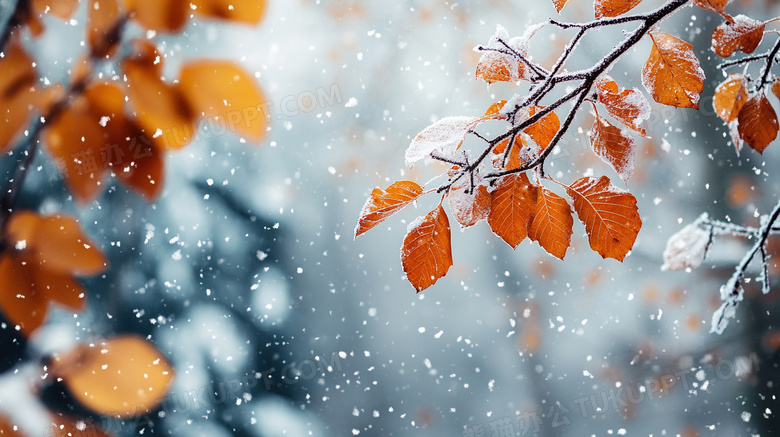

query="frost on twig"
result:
[666,201,780,334]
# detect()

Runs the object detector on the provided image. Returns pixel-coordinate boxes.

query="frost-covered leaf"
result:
[528,186,573,259]
[772,77,780,101]
[713,73,749,123]
[552,0,570,13]
[448,180,491,228]
[564,176,642,261]
[401,205,453,292]
[595,75,650,136]
[50,335,175,417]
[595,0,643,19]
[642,32,704,109]
[737,93,778,154]
[661,217,712,271]
[405,116,479,167]
[488,173,538,248]
[355,181,423,238]
[590,115,636,184]
[484,100,508,118]
[711,15,765,58]
[476,24,544,83]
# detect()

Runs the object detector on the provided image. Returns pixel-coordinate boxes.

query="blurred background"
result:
[2,0,780,436]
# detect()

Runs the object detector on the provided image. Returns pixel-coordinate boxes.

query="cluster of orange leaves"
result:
[0,1,270,433]
[356,0,778,292]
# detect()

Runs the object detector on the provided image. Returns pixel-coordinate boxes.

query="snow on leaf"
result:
[728,119,744,155]
[772,77,780,101]
[661,215,712,271]
[448,180,491,228]
[642,32,704,109]
[713,73,749,123]
[564,176,642,261]
[527,186,573,260]
[711,15,765,58]
[484,100,508,118]
[401,205,453,292]
[595,75,651,136]
[488,173,538,248]
[737,93,779,154]
[590,115,636,184]
[355,181,423,238]
[476,25,525,83]
[405,116,479,167]
[595,0,643,19]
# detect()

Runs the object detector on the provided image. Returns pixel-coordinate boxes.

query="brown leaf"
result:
[488,173,538,248]
[564,176,642,261]
[448,182,491,228]
[0,39,37,152]
[590,115,636,183]
[595,0,643,19]
[121,0,189,32]
[355,181,423,238]
[44,82,163,201]
[523,106,560,150]
[178,61,269,143]
[692,0,729,16]
[0,212,106,335]
[552,0,570,13]
[31,0,79,20]
[50,335,175,418]
[401,205,453,292]
[595,75,650,136]
[192,0,267,24]
[711,15,765,58]
[87,0,122,58]
[737,93,778,153]
[642,32,705,109]
[476,53,525,84]
[528,186,573,259]
[713,74,749,123]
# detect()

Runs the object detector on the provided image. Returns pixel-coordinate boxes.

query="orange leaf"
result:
[737,93,778,154]
[642,32,704,109]
[488,173,538,248]
[192,0,267,24]
[448,182,491,228]
[528,186,573,260]
[552,0,570,13]
[31,0,79,20]
[0,256,47,335]
[524,106,560,150]
[476,54,524,84]
[87,0,122,58]
[122,0,189,32]
[590,115,636,183]
[401,205,453,292]
[50,335,175,418]
[564,176,642,261]
[713,74,749,123]
[0,40,37,152]
[484,100,508,118]
[595,75,650,136]
[178,60,269,143]
[692,0,729,16]
[7,211,107,276]
[595,0,643,19]
[0,415,24,436]
[711,15,765,58]
[355,181,423,238]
